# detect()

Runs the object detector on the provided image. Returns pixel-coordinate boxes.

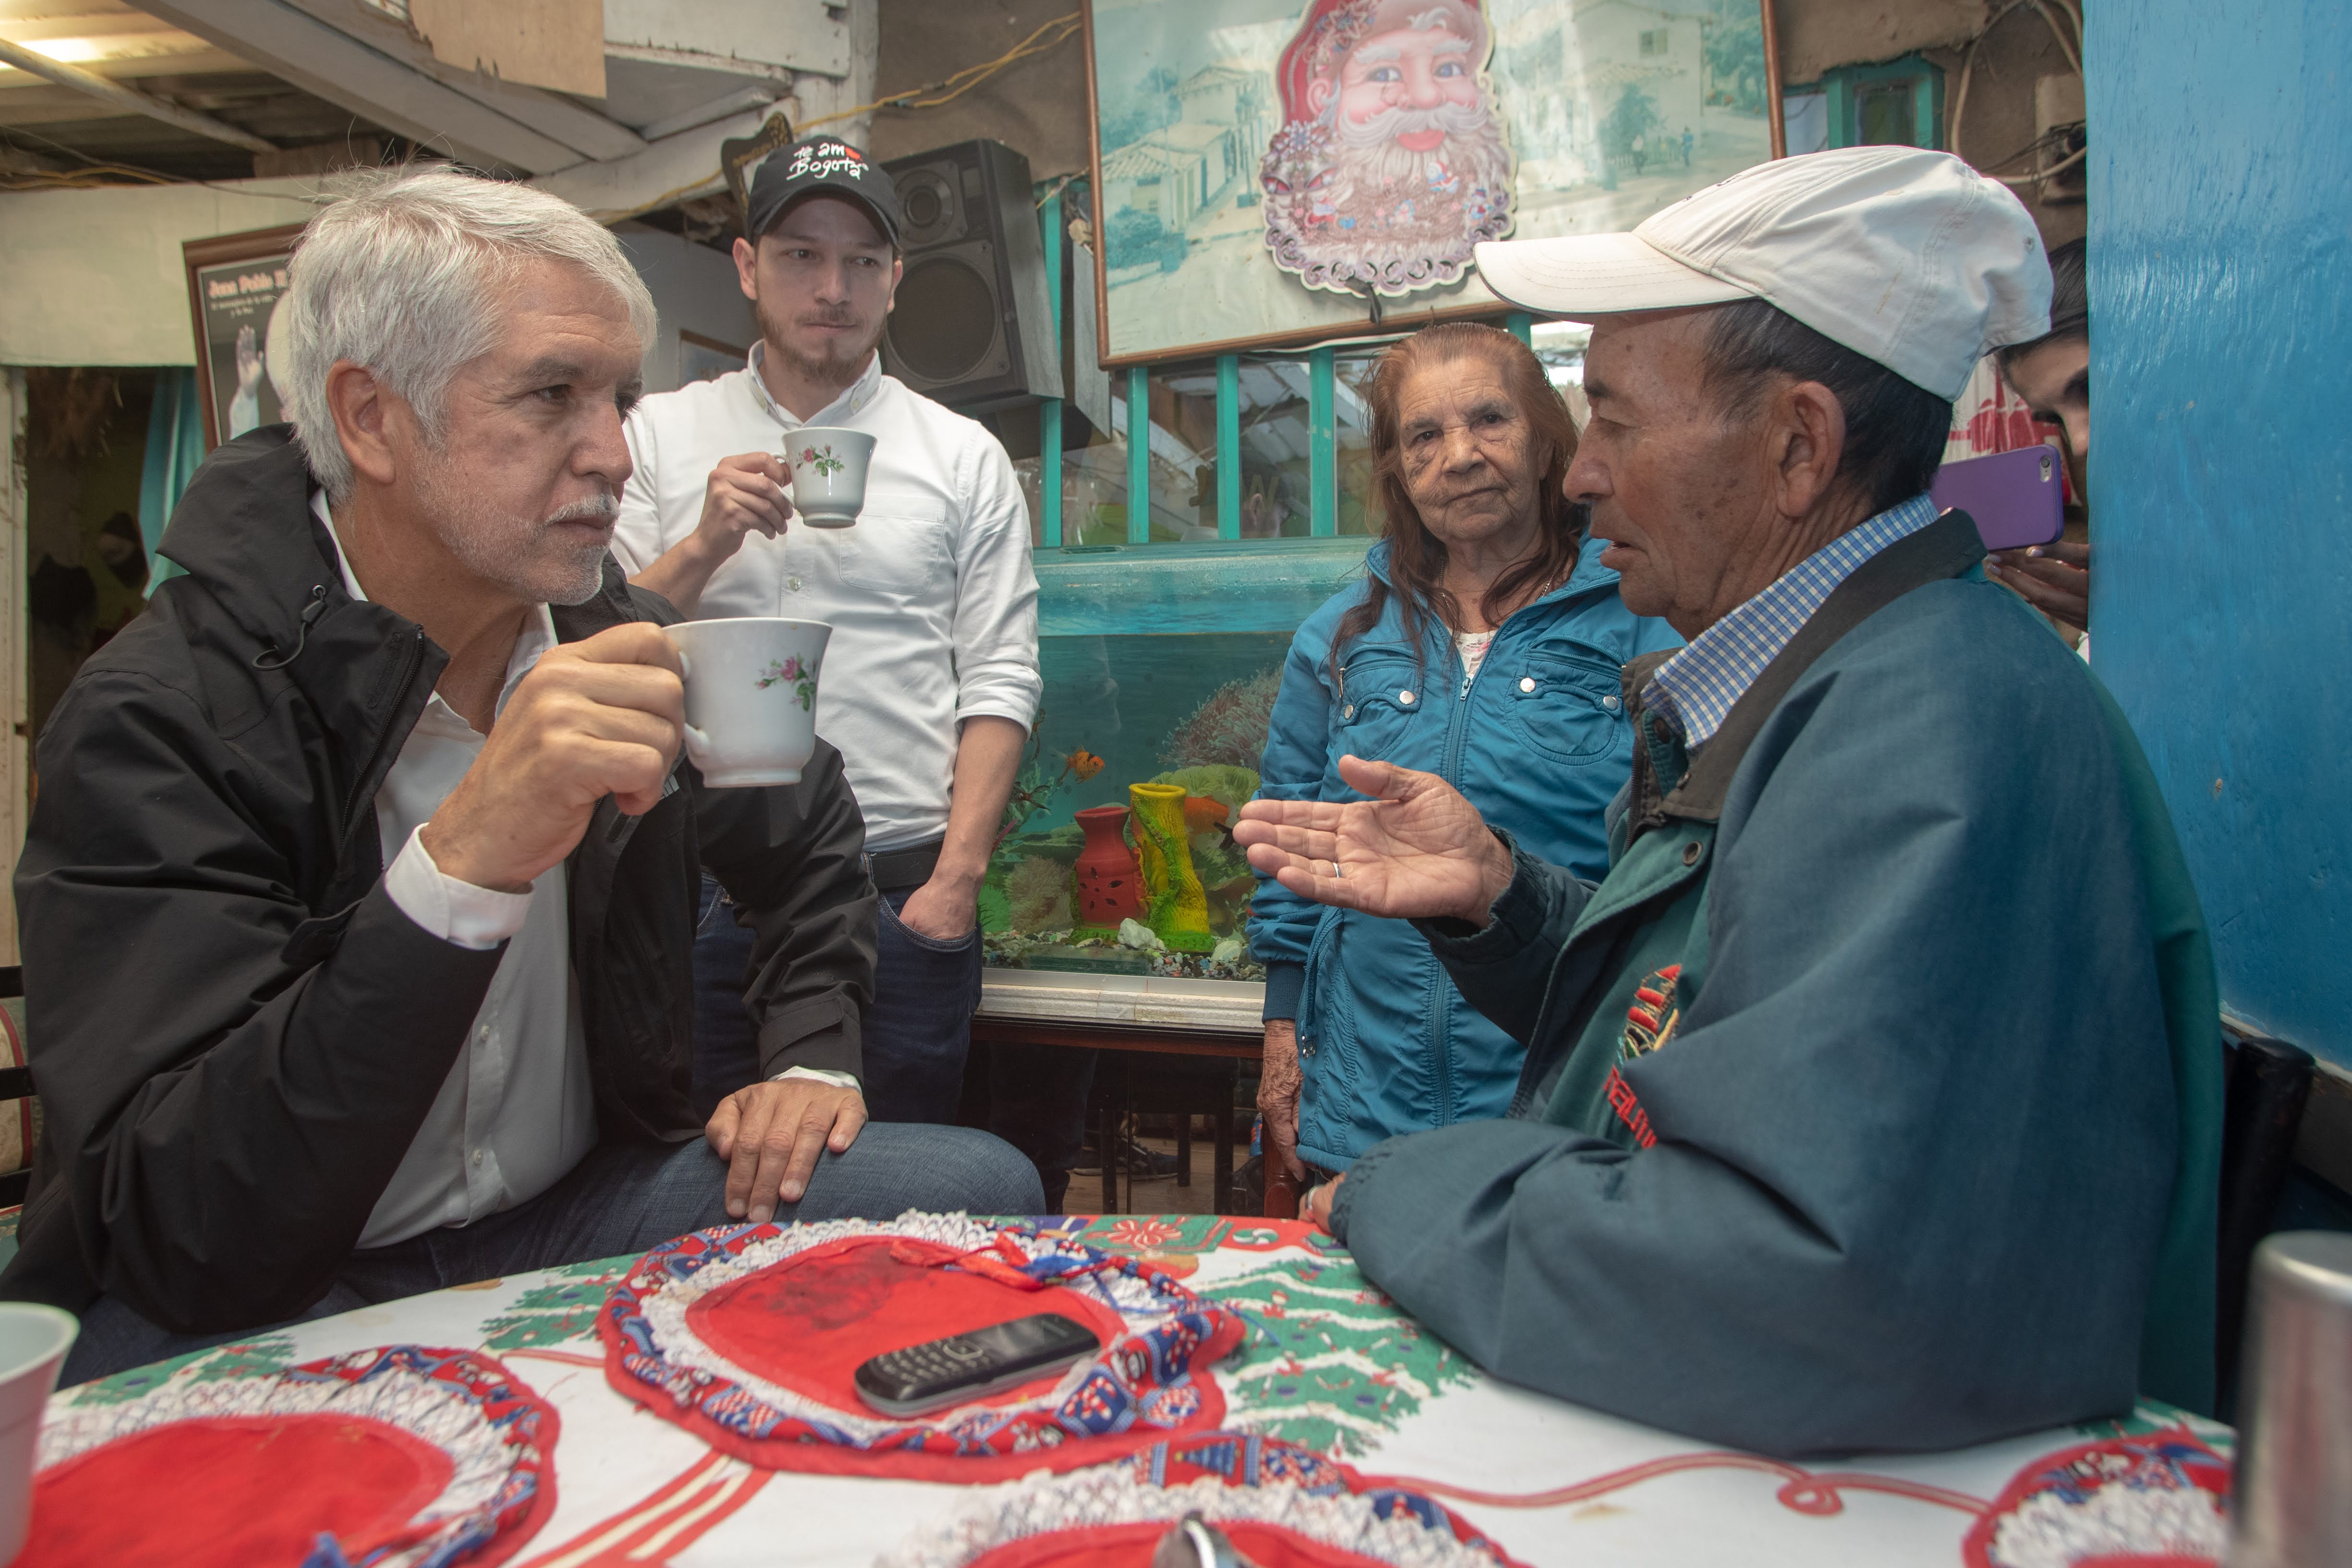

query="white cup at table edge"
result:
[0,1303,77,1563]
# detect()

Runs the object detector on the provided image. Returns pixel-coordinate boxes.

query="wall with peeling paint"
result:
[2091,0,2351,1063]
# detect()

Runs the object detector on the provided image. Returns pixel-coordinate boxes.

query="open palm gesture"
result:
[1234,755,1514,926]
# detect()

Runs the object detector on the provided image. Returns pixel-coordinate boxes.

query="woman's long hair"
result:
[1329,323,1583,688]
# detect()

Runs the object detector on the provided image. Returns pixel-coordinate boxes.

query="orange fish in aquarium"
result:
[1064,748,1105,782]
[1180,795,1230,833]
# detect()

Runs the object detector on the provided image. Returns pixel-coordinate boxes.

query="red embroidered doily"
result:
[601,1214,1246,1482]
[1962,1432,2231,1568]
[20,1345,558,1568]
[879,1429,1528,1568]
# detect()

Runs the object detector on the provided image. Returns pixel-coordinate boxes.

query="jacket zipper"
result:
[334,628,428,875]
[1428,630,1482,1125]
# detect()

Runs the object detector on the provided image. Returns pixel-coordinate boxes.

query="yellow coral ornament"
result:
[1127,782,1215,952]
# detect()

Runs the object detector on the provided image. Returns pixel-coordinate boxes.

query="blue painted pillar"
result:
[2095,0,2352,1063]
[1504,311,1533,346]
[1126,364,1151,544]
[1308,348,1337,537]
[1038,189,1064,547]
[1215,354,1242,541]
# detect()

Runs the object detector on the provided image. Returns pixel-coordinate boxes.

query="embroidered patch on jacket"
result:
[1603,1066,1657,1149]
[1618,963,1683,1061]
[1604,963,1683,1149]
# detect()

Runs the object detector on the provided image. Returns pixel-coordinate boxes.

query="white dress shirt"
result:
[314,495,847,1249]
[312,493,595,1249]
[610,348,1042,852]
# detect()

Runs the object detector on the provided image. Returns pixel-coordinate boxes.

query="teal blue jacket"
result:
[1329,566,2221,1456]
[1249,535,1680,1170]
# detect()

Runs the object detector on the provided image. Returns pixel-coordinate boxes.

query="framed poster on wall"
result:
[1083,0,1784,363]
[678,329,749,386]
[182,222,307,451]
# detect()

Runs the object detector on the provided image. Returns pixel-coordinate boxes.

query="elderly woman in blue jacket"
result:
[1249,322,1680,1184]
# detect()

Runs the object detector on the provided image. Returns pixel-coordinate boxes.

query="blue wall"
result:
[2090,3,2352,1066]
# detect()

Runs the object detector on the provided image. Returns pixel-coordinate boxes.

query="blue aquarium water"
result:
[982,537,1372,978]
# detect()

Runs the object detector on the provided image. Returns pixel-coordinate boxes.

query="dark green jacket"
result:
[1329,536,2220,1457]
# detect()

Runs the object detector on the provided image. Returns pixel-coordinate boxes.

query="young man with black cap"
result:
[612,136,1042,1134]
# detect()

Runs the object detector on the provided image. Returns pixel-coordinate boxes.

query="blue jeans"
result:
[61,1122,1043,1386]
[692,875,981,1124]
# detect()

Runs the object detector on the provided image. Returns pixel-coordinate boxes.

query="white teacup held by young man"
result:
[783,426,876,528]
[661,618,834,787]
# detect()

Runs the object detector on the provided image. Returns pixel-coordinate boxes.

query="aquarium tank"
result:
[982,535,1373,982]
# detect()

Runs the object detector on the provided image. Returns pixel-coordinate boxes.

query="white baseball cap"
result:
[1473,147,2051,401]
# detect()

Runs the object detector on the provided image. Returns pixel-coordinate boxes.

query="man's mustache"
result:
[547,490,619,525]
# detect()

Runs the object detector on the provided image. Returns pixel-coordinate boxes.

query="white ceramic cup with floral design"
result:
[661,617,833,787]
[784,426,876,528]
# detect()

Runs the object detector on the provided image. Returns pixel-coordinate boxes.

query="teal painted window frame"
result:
[1813,56,1945,152]
[1039,177,1541,554]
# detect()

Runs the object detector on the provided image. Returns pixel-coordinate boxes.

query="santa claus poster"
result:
[1085,0,1780,362]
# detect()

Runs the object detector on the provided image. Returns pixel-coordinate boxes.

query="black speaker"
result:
[881,139,1064,411]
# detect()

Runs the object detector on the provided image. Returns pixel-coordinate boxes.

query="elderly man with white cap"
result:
[1233,148,2221,1455]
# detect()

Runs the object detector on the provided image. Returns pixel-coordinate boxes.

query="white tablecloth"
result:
[46,1213,2233,1567]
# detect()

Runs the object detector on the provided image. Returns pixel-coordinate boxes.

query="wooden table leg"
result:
[1099,1100,1117,1214]
[1265,1160,1302,1220]
[1212,1106,1233,1216]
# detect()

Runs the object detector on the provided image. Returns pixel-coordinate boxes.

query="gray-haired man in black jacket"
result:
[5,169,1041,1384]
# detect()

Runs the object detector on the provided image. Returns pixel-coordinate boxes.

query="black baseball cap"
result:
[745,135,902,247]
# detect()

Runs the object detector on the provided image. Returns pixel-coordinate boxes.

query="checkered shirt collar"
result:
[1640,493,1940,750]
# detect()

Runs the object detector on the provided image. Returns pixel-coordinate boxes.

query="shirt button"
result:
[1398,689,1416,705]
[471,1149,484,1166]
[1683,841,1703,866]
[787,576,803,592]
[1518,676,1537,693]
[477,1025,490,1041]
[1603,694,1622,711]
[1341,703,1355,719]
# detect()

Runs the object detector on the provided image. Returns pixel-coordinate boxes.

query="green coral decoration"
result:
[1144,766,1261,933]
[1004,853,1072,933]
[976,880,1014,934]
[1161,669,1283,772]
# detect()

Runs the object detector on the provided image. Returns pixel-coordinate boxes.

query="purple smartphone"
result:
[1929,445,2065,551]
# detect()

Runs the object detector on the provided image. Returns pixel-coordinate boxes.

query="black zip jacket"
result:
[2,427,878,1334]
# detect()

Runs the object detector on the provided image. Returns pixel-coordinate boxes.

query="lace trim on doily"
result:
[876,1465,1507,1568]
[626,1210,1199,1446]
[37,1346,541,1568]
[602,1213,1232,1457]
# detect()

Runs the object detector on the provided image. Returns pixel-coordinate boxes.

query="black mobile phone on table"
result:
[852,1313,1101,1416]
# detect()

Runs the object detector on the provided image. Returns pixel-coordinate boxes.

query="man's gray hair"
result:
[281,167,657,503]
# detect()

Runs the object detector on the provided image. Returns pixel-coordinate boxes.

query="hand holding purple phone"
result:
[1987,539,2091,632]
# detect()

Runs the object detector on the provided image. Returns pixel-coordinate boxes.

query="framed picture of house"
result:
[1082,0,1784,364]
[182,222,309,451]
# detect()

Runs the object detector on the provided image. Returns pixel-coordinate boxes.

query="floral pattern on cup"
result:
[755,655,817,712]
[797,445,845,478]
